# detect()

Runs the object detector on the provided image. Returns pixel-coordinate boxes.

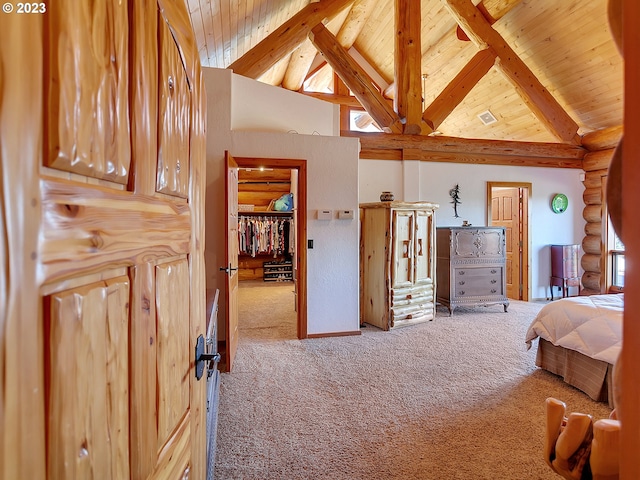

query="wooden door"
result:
[413,209,434,286]
[0,1,207,478]
[223,152,240,372]
[489,184,530,301]
[392,210,414,288]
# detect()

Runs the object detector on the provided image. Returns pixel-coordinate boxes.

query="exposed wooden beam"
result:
[228,0,354,80]
[441,0,580,144]
[335,73,352,131]
[422,48,497,130]
[341,131,586,167]
[298,91,363,107]
[384,0,521,101]
[395,0,424,134]
[282,5,353,91]
[310,24,403,133]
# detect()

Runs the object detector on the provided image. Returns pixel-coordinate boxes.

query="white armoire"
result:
[360,201,438,330]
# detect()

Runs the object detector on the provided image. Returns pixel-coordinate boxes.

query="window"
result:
[610,231,625,288]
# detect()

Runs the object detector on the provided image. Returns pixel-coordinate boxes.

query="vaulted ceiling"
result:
[187,0,623,147]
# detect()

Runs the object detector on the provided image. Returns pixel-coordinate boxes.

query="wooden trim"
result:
[299,91,363,107]
[232,157,308,339]
[307,330,362,338]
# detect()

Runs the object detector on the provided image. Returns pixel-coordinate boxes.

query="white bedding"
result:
[525,294,623,365]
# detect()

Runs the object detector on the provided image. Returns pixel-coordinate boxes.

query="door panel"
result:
[45,0,131,184]
[224,152,240,372]
[414,210,433,285]
[492,188,520,299]
[156,259,191,448]
[0,1,207,478]
[46,277,130,479]
[157,18,191,198]
[392,210,414,287]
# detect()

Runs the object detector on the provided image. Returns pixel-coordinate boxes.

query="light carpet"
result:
[215,283,612,479]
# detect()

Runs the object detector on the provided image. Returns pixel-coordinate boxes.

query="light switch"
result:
[338,209,354,219]
[317,209,332,220]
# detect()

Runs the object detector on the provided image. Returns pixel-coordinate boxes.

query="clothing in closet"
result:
[238,216,294,257]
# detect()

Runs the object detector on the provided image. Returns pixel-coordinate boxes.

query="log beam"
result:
[395,0,424,134]
[422,48,496,131]
[441,0,580,144]
[342,131,585,161]
[310,24,402,132]
[228,0,354,80]
[581,125,623,151]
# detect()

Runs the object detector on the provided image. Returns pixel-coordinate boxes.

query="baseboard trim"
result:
[307,330,362,339]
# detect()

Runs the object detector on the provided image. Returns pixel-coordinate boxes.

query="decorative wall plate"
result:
[551,193,568,213]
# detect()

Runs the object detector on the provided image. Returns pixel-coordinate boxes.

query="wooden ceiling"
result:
[187,0,623,148]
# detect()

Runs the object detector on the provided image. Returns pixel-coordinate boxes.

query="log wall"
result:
[580,126,622,295]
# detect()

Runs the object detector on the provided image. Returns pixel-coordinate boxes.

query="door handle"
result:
[219,263,238,274]
[195,334,220,381]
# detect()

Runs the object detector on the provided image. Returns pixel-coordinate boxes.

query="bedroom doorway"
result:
[231,156,308,344]
[487,182,531,301]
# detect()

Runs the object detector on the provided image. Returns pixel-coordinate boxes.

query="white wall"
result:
[204,67,360,336]
[359,158,586,300]
[231,74,339,136]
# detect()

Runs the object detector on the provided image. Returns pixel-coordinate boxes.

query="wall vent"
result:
[477,110,498,125]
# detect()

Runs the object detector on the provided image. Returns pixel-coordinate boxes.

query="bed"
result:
[525,294,623,406]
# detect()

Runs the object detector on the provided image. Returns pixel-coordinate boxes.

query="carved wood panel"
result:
[45,0,131,184]
[157,18,191,198]
[45,277,130,479]
[156,258,191,450]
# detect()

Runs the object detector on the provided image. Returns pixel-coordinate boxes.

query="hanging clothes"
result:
[238,215,294,257]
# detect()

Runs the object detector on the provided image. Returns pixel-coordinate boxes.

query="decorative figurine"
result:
[449,184,461,218]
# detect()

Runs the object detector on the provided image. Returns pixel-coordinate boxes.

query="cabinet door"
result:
[392,210,414,287]
[414,209,434,285]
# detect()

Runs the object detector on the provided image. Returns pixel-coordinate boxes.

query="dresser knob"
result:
[491,289,497,294]
[491,279,497,284]
[459,280,465,285]
[406,294,412,300]
[459,270,465,275]
[491,269,497,274]
[459,290,465,295]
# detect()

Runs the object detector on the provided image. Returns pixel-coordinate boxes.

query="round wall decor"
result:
[551,193,568,213]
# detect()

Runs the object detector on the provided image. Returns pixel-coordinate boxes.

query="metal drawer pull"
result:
[491,289,497,294]
[491,269,497,274]
[491,279,497,284]
[459,270,465,275]
[459,281,465,285]
[459,290,465,295]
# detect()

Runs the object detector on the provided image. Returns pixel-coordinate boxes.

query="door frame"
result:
[486,182,531,301]
[232,156,308,339]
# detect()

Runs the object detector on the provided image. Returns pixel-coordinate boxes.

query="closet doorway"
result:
[232,156,307,344]
[487,182,531,301]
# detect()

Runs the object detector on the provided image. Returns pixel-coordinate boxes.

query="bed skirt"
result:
[536,338,615,408]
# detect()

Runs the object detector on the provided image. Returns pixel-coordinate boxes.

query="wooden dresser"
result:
[436,227,509,315]
[550,244,580,299]
[360,201,438,330]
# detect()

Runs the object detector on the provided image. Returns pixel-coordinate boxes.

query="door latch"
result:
[195,334,220,380]
[219,263,239,274]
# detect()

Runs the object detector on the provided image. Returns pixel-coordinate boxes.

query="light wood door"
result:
[489,184,530,301]
[413,209,434,286]
[392,210,414,288]
[223,152,240,372]
[0,1,207,478]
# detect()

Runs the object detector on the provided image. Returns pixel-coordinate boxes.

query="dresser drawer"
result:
[454,267,503,297]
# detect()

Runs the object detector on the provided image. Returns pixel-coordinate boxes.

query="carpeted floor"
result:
[215,283,612,479]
